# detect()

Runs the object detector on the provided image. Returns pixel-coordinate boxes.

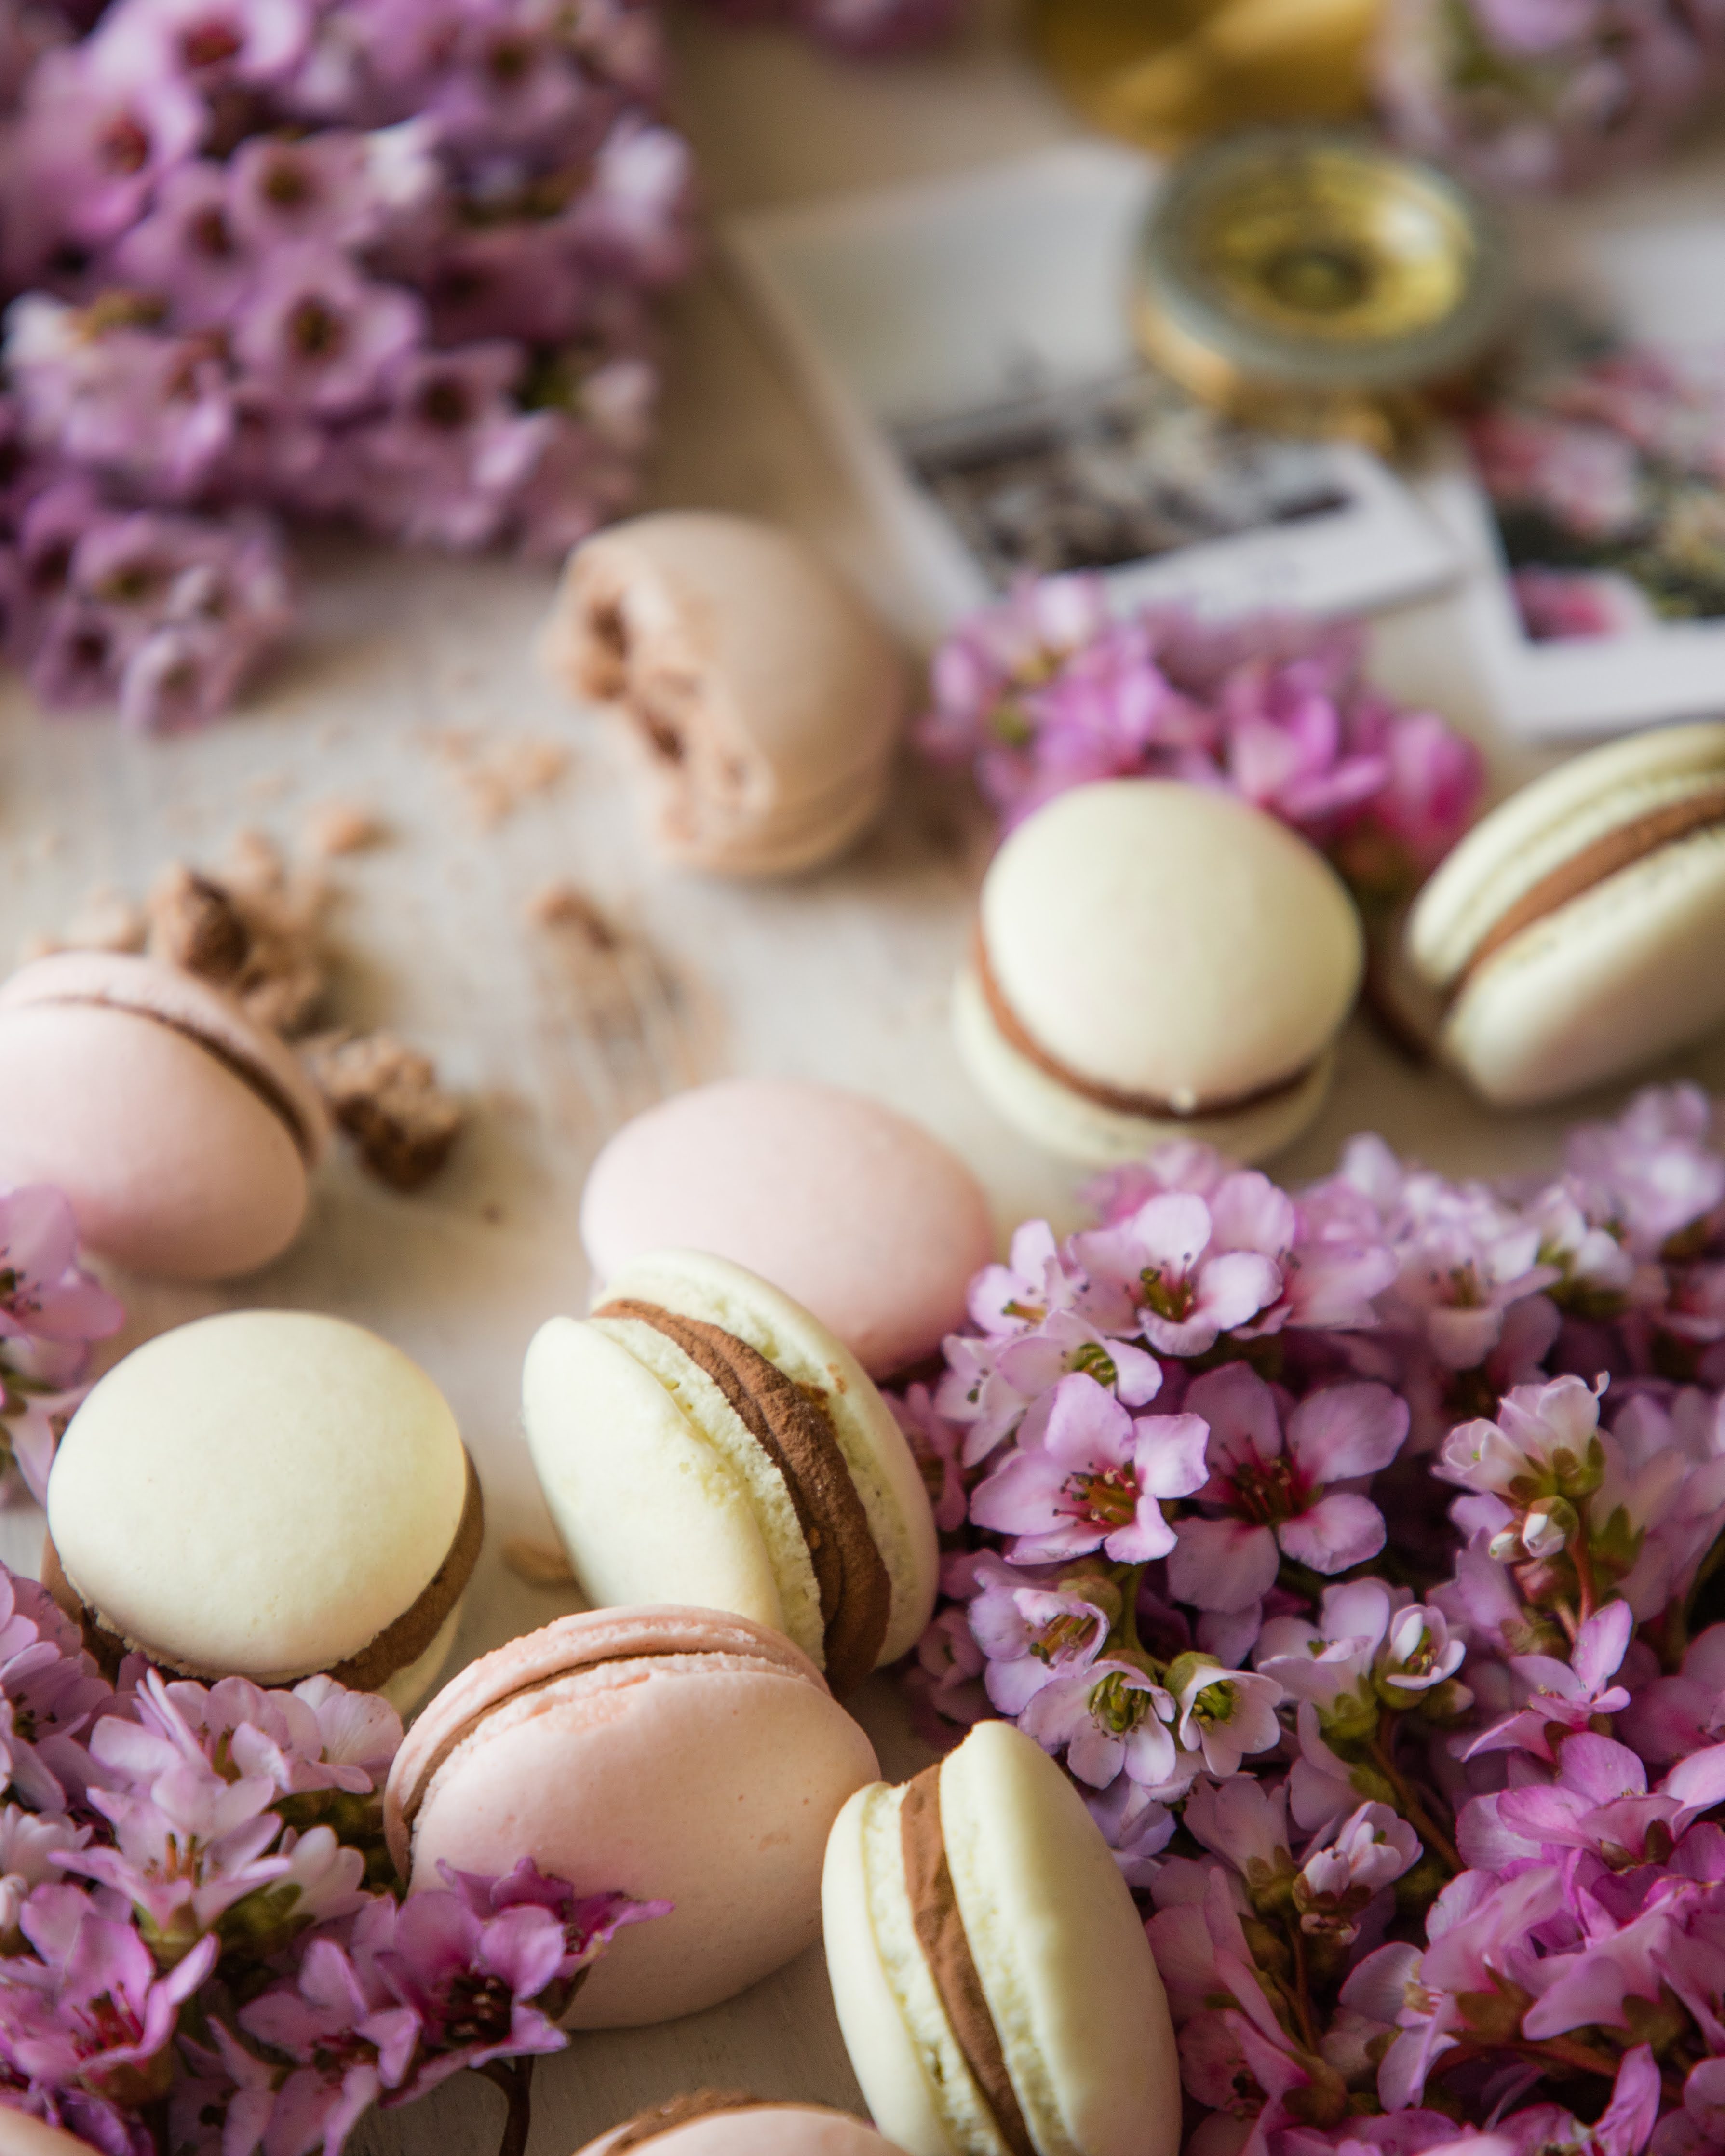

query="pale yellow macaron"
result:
[46,1311,481,1711]
[822,1720,1179,2156]
[1405,720,1725,1105]
[524,1251,938,1694]
[957,778,1362,1165]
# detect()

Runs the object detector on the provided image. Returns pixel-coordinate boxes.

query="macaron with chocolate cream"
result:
[384,1606,879,2028]
[580,1079,995,1379]
[956,779,1363,1166]
[45,1311,481,1713]
[0,950,327,1281]
[542,510,905,877]
[1404,720,1725,1105]
[577,2093,909,2155]
[822,1719,1180,2156]
[523,1251,939,1693]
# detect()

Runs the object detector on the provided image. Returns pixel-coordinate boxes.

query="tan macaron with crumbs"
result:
[523,1250,938,1693]
[542,511,905,877]
[1405,720,1725,1105]
[822,1719,1179,2156]
[46,1310,481,1712]
[957,778,1363,1165]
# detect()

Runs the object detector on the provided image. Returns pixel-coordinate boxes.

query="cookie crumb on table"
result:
[146,846,327,1038]
[302,800,387,857]
[302,1029,464,1191]
[526,879,620,947]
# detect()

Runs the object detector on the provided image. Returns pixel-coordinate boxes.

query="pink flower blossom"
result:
[1168,1366,1407,1612]
[1077,1190,1285,1358]
[970,1372,1208,1565]
[1019,1657,1182,1792]
[967,1556,1114,1715]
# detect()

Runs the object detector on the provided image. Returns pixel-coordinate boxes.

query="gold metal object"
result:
[1133,128,1513,447]
[1028,0,1381,153]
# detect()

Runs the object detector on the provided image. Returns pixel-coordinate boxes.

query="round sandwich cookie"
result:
[1404,720,1725,1106]
[0,2111,111,2156]
[542,511,905,878]
[580,1079,996,1380]
[955,780,1362,1166]
[577,2092,909,2154]
[0,950,328,1281]
[822,1719,1180,2156]
[523,1251,939,1693]
[383,1606,879,2028]
[45,1311,481,1713]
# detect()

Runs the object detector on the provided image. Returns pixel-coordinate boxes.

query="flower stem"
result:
[1285,1918,1322,2055]
[1570,1505,1598,1625]
[480,2057,537,2156]
[1119,1564,1146,1657]
[1371,1712,1462,1876]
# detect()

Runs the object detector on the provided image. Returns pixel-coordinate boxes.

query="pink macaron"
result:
[383,1606,879,2029]
[577,2095,906,2155]
[0,951,327,1281]
[580,1080,996,1379]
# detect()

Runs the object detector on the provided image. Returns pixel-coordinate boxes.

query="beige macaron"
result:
[541,511,905,876]
[1404,720,1725,1105]
[822,1719,1179,2156]
[45,1310,481,1712]
[0,950,327,1280]
[957,779,1363,1165]
[523,1250,938,1693]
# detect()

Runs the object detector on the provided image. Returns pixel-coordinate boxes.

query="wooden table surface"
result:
[0,7,1722,2152]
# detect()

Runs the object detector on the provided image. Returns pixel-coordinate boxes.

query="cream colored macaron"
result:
[822,1719,1179,2156]
[542,511,905,877]
[523,1250,938,1693]
[1404,721,1725,1106]
[957,779,1362,1165]
[46,1311,481,1711]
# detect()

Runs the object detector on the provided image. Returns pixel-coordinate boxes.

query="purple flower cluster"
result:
[691,0,966,55]
[918,576,1485,913]
[0,1567,661,2156]
[0,0,694,728]
[0,1185,121,1506]
[898,1083,1725,2156]
[1375,0,1725,191]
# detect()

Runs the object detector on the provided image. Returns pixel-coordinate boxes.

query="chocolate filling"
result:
[975,936,1317,1126]
[606,2091,783,2151]
[1458,782,1725,989]
[34,993,316,1162]
[598,1299,891,1693]
[899,1766,1037,2156]
[45,1454,484,1689]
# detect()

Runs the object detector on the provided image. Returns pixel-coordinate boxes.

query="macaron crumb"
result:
[303,800,388,857]
[527,880,621,948]
[501,1537,577,1589]
[302,1030,464,1191]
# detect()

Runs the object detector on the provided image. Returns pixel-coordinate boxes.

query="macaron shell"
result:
[943,1722,1179,2156]
[49,1311,468,1680]
[580,2106,907,2155]
[1438,825,1725,1104]
[980,781,1362,1105]
[384,1606,828,1872]
[658,755,894,880]
[398,1638,879,2026]
[581,1080,995,1381]
[822,1785,974,2156]
[1407,719,1725,984]
[522,1317,794,1650]
[0,2109,112,2156]
[0,949,328,1159]
[0,1001,310,1280]
[956,965,1336,1168]
[599,1253,938,1666]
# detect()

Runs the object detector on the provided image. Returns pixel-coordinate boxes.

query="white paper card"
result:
[724,143,1460,641]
